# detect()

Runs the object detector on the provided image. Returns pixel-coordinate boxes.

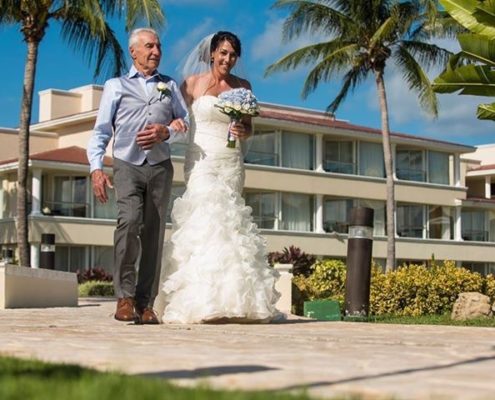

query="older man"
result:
[87,28,188,324]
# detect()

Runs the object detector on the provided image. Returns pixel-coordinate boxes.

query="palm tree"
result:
[0,0,164,267]
[433,0,495,120]
[266,0,451,271]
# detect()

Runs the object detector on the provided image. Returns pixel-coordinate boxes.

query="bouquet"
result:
[215,88,260,148]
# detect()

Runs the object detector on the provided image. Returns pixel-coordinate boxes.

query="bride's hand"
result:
[230,121,251,140]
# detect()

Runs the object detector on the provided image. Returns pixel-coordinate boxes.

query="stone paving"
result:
[1,298,495,399]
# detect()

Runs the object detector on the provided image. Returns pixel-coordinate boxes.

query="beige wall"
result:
[0,130,58,161]
[245,166,465,206]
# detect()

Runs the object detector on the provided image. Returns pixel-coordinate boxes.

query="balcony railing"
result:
[396,168,426,182]
[252,215,277,229]
[462,230,489,242]
[323,220,349,234]
[397,227,423,238]
[244,151,279,166]
[42,200,89,218]
[323,160,356,175]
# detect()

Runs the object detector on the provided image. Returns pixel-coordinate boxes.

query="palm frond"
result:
[400,39,451,70]
[265,39,347,76]
[273,0,350,41]
[477,101,495,120]
[395,44,439,116]
[0,0,22,23]
[327,66,368,113]
[60,3,126,79]
[301,43,360,98]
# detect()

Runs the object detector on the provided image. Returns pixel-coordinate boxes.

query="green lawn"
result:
[368,314,495,327]
[0,357,329,400]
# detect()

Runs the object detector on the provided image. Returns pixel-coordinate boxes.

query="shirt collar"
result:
[128,65,160,79]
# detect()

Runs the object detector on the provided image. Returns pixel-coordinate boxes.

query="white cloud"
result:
[170,17,215,61]
[251,17,328,62]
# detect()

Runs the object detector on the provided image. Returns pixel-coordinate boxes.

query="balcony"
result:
[323,160,356,175]
[396,168,426,182]
[462,230,489,242]
[42,200,89,218]
[244,151,279,166]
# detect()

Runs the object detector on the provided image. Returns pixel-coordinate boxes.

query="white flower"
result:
[157,82,168,93]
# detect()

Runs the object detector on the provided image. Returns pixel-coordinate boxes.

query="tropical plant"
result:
[433,0,495,120]
[0,0,164,267]
[267,245,316,276]
[265,0,451,271]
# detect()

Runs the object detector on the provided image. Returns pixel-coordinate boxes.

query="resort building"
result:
[0,85,493,275]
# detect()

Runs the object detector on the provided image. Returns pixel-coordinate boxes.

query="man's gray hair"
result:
[129,28,159,48]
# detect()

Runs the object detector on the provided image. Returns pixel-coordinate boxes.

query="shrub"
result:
[370,261,483,316]
[78,281,114,297]
[294,259,489,317]
[292,259,346,315]
[77,267,113,284]
[268,245,316,276]
[483,274,495,302]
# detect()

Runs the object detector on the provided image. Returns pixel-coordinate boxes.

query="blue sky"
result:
[0,0,493,146]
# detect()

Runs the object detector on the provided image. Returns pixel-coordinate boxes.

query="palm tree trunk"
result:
[375,69,396,272]
[17,39,39,267]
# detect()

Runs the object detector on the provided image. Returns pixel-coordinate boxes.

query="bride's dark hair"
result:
[210,31,242,57]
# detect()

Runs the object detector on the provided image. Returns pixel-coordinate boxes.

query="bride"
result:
[154,31,281,323]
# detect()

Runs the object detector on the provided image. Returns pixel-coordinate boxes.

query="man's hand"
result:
[170,118,188,133]
[136,124,169,150]
[91,169,113,203]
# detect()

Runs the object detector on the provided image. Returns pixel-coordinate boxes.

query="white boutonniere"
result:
[157,81,171,101]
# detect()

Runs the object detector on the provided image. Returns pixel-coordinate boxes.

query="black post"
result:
[40,233,55,270]
[344,207,374,321]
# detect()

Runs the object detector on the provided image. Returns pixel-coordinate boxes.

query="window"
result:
[44,176,88,217]
[94,186,117,219]
[55,246,87,273]
[282,132,314,170]
[245,191,277,229]
[323,197,353,233]
[359,142,384,178]
[428,151,450,185]
[462,209,488,241]
[93,246,113,276]
[280,193,313,231]
[356,199,386,236]
[397,204,424,238]
[428,205,453,239]
[324,140,355,174]
[396,149,425,182]
[245,130,278,166]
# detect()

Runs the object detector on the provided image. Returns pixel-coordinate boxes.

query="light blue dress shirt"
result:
[87,65,188,172]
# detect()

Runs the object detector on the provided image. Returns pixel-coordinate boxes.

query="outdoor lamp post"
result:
[40,233,55,270]
[344,207,374,320]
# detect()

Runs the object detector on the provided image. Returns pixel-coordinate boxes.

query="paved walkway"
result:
[1,298,494,399]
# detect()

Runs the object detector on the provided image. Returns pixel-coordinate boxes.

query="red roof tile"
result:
[468,164,495,172]
[0,146,112,167]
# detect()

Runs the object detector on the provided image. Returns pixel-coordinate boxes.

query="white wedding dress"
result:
[154,95,281,323]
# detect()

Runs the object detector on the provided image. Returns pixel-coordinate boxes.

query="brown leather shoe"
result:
[115,297,136,321]
[135,307,160,325]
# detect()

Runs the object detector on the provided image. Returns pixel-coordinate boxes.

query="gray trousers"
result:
[113,158,173,309]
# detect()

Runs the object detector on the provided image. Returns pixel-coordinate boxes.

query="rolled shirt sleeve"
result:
[87,79,120,173]
[164,79,190,145]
